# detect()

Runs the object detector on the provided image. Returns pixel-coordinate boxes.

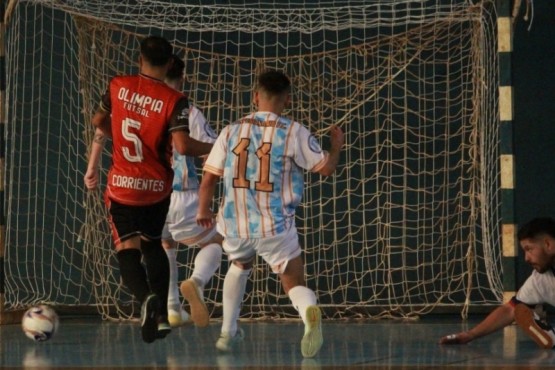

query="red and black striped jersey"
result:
[100,73,190,205]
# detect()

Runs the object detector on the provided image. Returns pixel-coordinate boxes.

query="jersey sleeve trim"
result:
[168,97,190,133]
[99,101,110,112]
[310,151,330,173]
[203,164,224,177]
[508,296,521,307]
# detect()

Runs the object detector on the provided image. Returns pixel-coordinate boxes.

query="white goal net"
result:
[3,0,501,321]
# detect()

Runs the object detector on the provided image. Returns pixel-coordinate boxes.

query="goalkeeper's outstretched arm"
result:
[439,303,515,345]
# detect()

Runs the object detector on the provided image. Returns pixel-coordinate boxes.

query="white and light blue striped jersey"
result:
[204,111,329,238]
[171,105,217,191]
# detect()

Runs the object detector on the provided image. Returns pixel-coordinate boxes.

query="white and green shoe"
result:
[301,305,323,358]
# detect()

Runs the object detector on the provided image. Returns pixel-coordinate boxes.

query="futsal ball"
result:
[21,305,59,342]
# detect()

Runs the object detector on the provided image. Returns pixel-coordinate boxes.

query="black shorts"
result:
[107,196,171,245]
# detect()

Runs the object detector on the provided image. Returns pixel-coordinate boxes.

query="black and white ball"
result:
[21,305,59,342]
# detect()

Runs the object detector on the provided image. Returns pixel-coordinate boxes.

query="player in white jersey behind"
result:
[84,54,223,329]
[196,69,344,358]
[162,55,223,328]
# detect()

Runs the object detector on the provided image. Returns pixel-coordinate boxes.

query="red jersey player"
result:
[91,35,212,343]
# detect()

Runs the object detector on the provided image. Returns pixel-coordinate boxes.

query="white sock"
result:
[191,243,222,291]
[222,263,250,336]
[288,285,317,324]
[164,247,180,310]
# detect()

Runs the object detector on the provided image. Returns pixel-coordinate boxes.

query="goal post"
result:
[2,0,501,322]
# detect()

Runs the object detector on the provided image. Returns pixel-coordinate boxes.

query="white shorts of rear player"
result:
[223,224,301,273]
[162,190,218,245]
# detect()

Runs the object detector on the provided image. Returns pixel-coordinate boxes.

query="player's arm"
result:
[196,171,220,228]
[316,125,344,177]
[92,89,112,137]
[172,130,214,157]
[439,302,515,345]
[188,107,218,164]
[92,109,111,136]
[196,127,227,228]
[84,128,108,190]
[87,89,112,190]
[170,97,214,157]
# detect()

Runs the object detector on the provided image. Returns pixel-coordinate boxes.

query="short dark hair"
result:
[140,36,173,67]
[517,217,555,240]
[166,54,185,81]
[257,69,290,96]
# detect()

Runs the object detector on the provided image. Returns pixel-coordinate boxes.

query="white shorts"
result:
[162,190,217,246]
[222,225,302,274]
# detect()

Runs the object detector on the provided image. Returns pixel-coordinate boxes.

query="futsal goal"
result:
[1,0,501,322]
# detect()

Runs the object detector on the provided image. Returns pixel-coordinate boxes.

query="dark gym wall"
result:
[513,0,555,285]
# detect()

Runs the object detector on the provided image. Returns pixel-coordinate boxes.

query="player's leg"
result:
[190,233,224,298]
[261,226,322,358]
[107,198,160,343]
[215,237,254,351]
[514,303,555,348]
[139,197,172,341]
[117,236,164,344]
[162,192,190,326]
[162,236,190,327]
[117,239,163,344]
[215,260,251,351]
[115,237,150,304]
[140,237,171,339]
[279,256,322,358]
[180,232,224,327]
[174,191,224,327]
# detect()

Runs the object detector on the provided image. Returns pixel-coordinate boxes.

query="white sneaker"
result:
[216,328,245,352]
[156,319,171,339]
[167,308,190,328]
[180,279,209,327]
[301,305,323,358]
[515,303,555,349]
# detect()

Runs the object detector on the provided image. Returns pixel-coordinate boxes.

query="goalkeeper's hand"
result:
[439,332,473,345]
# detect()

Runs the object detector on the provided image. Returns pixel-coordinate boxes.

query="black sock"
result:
[116,248,150,304]
[140,239,170,319]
